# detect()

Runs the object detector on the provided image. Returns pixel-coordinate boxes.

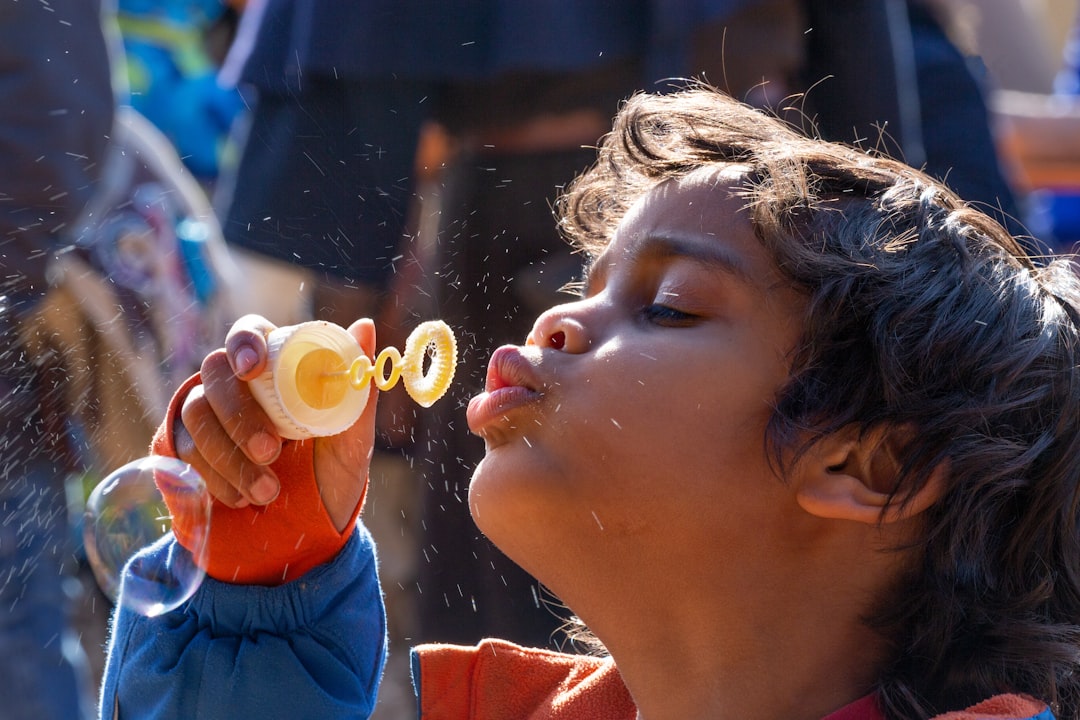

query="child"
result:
[100,85,1080,720]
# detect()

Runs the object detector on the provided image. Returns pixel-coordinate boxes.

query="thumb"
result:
[313,317,379,533]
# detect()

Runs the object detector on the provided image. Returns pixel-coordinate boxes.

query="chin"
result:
[467,452,559,573]
[466,453,517,540]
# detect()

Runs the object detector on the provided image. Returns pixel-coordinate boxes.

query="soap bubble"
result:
[83,456,211,617]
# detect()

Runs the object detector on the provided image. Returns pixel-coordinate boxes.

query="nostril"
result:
[550,331,566,350]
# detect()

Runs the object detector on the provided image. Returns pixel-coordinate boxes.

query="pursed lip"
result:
[466,345,545,435]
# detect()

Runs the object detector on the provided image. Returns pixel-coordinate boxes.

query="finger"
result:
[176,384,247,508]
[180,381,281,508]
[336,317,378,462]
[313,318,379,531]
[201,348,283,466]
[189,348,282,505]
[225,314,278,380]
[346,317,377,358]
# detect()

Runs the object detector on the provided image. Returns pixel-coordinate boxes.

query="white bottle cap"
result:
[247,321,371,440]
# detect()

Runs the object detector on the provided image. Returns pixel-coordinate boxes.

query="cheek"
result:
[467,349,781,543]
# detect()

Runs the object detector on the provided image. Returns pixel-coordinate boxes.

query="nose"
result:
[526,302,591,353]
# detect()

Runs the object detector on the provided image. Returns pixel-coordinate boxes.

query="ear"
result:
[794,425,946,525]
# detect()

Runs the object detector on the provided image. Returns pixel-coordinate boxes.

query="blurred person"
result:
[0,0,115,717]
[796,0,1025,239]
[211,4,466,713]
[992,5,1080,251]
[1,2,238,715]
[213,0,445,331]
[941,0,1080,252]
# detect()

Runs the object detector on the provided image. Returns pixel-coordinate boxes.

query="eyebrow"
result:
[585,232,755,293]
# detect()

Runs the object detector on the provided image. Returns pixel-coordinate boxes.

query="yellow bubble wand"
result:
[248,319,458,439]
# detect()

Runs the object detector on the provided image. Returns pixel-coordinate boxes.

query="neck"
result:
[563,525,906,720]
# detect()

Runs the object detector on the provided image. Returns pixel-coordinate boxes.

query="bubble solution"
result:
[83,456,211,617]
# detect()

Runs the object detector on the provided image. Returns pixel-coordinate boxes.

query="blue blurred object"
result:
[1052,193,1080,243]
[1028,190,1080,253]
[117,0,243,178]
[176,218,218,303]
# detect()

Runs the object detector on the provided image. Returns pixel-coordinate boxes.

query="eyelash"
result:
[642,303,696,325]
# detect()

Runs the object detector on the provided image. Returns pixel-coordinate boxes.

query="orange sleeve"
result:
[932,695,1049,720]
[152,373,367,585]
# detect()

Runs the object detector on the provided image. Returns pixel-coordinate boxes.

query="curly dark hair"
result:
[558,85,1080,719]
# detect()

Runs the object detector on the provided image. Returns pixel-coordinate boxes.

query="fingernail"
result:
[250,474,279,505]
[247,432,280,464]
[235,345,259,375]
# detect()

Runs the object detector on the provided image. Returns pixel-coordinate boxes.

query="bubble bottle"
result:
[84,319,457,616]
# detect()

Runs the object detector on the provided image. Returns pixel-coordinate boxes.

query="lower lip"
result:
[467,385,541,434]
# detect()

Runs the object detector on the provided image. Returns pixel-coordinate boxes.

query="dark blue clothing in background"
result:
[801,0,1024,241]
[217,0,751,287]
[0,2,114,718]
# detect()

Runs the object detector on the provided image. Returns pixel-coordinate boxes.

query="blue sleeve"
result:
[99,524,387,720]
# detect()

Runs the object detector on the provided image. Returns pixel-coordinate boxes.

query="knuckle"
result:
[200,348,230,377]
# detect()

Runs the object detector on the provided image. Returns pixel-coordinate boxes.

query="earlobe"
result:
[794,426,945,525]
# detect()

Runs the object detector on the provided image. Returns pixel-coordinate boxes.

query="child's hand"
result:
[175,314,377,534]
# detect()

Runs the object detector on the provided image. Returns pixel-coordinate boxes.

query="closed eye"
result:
[642,303,697,326]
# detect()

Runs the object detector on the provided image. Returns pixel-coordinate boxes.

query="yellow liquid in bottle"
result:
[294,348,350,410]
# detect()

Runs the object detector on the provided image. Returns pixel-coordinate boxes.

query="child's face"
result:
[466,166,810,609]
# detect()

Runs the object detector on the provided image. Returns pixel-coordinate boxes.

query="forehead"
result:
[589,165,771,283]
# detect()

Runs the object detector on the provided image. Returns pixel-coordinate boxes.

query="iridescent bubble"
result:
[83,456,211,617]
